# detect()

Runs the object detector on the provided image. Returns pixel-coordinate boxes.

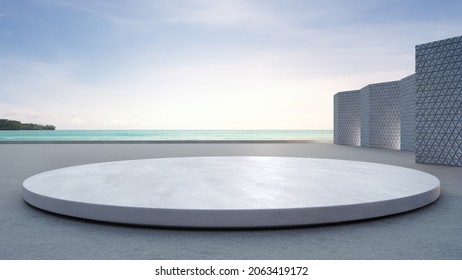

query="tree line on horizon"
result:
[0,119,56,130]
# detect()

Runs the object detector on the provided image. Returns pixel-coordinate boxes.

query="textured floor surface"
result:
[1,143,461,259]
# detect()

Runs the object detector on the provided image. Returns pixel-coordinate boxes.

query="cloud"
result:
[0,57,88,104]
[0,38,416,130]
[3,0,462,129]
[56,0,285,32]
[71,118,84,125]
[158,0,281,28]
[0,102,61,126]
[55,0,157,33]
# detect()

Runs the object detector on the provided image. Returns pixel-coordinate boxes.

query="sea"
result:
[0,130,333,141]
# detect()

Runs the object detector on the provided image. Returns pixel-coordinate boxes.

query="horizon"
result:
[1,0,461,130]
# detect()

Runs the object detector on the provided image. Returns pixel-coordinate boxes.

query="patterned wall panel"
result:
[334,93,339,144]
[360,81,401,149]
[334,90,361,146]
[415,35,462,166]
[400,74,416,151]
[360,86,371,147]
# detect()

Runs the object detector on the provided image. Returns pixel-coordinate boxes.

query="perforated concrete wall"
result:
[360,86,370,147]
[360,81,401,150]
[400,74,416,151]
[334,93,339,144]
[415,35,462,166]
[332,35,461,165]
[333,90,361,146]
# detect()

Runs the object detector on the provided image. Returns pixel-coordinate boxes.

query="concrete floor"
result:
[1,143,461,259]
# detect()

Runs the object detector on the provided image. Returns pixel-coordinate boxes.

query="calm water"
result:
[0,130,333,141]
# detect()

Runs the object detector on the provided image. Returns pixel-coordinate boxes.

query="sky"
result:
[0,0,461,130]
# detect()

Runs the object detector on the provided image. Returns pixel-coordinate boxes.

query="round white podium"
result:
[23,157,440,228]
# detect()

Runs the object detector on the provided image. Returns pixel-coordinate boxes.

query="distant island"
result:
[0,119,56,130]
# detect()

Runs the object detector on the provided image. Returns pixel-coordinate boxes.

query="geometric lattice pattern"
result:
[360,81,401,150]
[333,35,461,165]
[360,85,370,148]
[334,90,361,146]
[415,35,462,166]
[400,74,416,151]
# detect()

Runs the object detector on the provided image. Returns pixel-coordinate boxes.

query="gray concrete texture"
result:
[334,35,462,167]
[400,74,417,152]
[334,90,361,146]
[1,143,461,259]
[415,35,462,166]
[360,81,401,150]
[23,157,440,228]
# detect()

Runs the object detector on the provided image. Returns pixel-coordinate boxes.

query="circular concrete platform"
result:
[23,157,440,228]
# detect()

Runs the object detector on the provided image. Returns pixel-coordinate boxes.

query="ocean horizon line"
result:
[0,129,333,142]
[43,129,333,131]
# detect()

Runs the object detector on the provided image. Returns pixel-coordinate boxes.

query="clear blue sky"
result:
[1,0,461,129]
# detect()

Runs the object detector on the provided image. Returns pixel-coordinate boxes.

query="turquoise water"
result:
[0,130,333,141]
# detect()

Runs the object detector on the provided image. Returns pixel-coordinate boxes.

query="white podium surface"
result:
[23,157,440,228]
